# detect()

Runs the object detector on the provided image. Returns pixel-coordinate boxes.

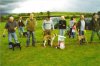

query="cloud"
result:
[0,0,25,13]
[0,0,100,14]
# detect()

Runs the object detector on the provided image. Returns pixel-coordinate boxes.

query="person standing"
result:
[98,12,100,33]
[77,15,86,45]
[3,16,19,47]
[26,13,37,47]
[58,16,66,36]
[69,16,76,38]
[90,13,100,42]
[42,16,54,47]
[71,23,77,38]
[18,16,25,37]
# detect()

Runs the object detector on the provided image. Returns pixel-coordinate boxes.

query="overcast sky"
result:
[0,0,100,13]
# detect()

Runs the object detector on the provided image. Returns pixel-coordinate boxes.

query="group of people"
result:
[3,13,100,49]
[3,13,37,47]
[69,13,100,44]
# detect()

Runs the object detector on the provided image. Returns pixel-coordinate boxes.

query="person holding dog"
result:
[42,16,54,47]
[18,16,25,37]
[3,16,19,48]
[77,15,86,45]
[26,13,37,47]
[58,16,66,36]
[90,13,100,42]
[69,16,76,38]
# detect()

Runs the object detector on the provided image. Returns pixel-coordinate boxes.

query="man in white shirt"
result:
[42,17,54,46]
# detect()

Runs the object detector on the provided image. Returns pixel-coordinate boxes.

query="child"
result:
[71,23,77,38]
[69,16,76,38]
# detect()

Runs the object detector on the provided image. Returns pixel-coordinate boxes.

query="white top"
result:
[72,29,75,32]
[80,20,85,31]
[42,20,54,30]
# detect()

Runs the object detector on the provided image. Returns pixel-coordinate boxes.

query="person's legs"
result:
[26,31,31,46]
[12,32,19,43]
[90,30,95,42]
[32,31,36,46]
[59,29,64,36]
[69,28,72,38]
[79,30,83,45]
[20,27,25,37]
[21,27,25,32]
[47,30,51,46]
[8,32,12,43]
[18,27,22,37]
[72,32,75,38]
[81,31,86,43]
[97,31,100,40]
[59,29,62,35]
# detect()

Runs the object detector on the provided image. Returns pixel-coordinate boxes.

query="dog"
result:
[9,42,21,51]
[43,33,57,47]
[23,32,28,37]
[76,32,88,45]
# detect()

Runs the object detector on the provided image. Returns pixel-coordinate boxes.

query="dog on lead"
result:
[9,42,21,51]
[43,34,57,47]
[76,31,88,45]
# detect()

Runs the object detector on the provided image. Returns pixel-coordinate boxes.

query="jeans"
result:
[71,32,76,38]
[18,26,24,37]
[26,31,36,46]
[79,30,84,36]
[8,32,19,43]
[90,30,100,42]
[59,29,65,36]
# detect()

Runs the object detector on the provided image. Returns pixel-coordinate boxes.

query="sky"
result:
[0,0,100,14]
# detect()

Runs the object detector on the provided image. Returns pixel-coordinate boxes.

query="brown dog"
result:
[43,33,57,47]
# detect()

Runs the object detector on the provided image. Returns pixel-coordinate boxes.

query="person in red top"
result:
[71,23,77,38]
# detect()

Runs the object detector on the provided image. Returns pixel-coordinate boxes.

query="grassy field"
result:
[0,20,100,66]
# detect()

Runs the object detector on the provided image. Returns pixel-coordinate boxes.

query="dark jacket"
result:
[90,18,100,31]
[26,18,36,31]
[58,20,66,29]
[18,20,25,27]
[5,21,17,33]
[98,18,100,29]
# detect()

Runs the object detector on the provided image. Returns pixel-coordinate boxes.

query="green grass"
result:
[0,20,100,66]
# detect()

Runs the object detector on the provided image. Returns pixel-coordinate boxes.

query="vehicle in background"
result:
[85,17,92,30]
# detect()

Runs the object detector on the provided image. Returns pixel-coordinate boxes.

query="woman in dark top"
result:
[58,16,66,36]
[18,16,25,37]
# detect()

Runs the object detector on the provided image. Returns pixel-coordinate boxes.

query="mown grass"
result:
[0,20,100,66]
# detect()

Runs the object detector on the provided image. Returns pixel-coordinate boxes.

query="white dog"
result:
[58,35,66,49]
